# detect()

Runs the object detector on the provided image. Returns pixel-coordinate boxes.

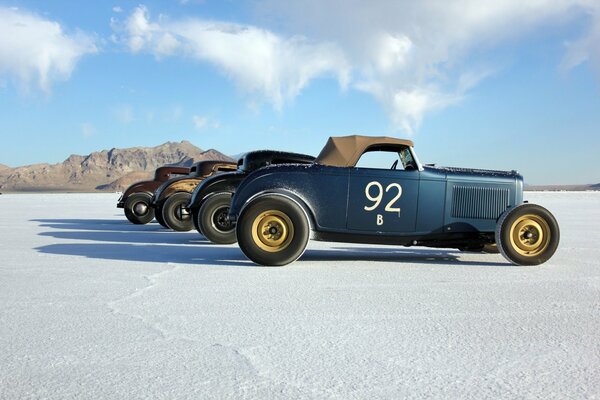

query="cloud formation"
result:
[258,0,600,133]
[0,7,97,92]
[114,6,350,109]
[115,2,600,133]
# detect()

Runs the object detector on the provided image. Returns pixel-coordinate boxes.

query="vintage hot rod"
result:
[228,135,560,266]
[117,165,190,224]
[186,151,315,244]
[150,160,237,231]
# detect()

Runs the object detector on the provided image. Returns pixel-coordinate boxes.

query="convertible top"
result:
[315,135,414,167]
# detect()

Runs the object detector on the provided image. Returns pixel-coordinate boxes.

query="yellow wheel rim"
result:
[509,214,551,257]
[251,210,294,253]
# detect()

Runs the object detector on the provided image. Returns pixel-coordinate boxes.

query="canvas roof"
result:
[315,135,414,167]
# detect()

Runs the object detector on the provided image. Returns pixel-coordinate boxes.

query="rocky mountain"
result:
[0,141,233,192]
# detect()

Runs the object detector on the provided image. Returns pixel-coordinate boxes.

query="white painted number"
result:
[384,183,402,214]
[364,181,403,216]
[364,181,384,211]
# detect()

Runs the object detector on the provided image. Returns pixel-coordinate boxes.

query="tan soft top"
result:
[315,135,414,167]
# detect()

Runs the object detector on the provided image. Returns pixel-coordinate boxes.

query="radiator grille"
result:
[451,186,509,219]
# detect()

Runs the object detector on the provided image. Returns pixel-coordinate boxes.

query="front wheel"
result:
[496,203,559,265]
[162,192,193,231]
[124,193,155,224]
[198,192,236,244]
[236,195,310,266]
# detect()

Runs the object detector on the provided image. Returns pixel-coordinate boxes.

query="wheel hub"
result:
[509,214,551,257]
[133,202,149,216]
[175,204,191,221]
[212,207,232,231]
[251,210,294,252]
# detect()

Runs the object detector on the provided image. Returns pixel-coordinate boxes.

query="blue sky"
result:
[0,0,599,185]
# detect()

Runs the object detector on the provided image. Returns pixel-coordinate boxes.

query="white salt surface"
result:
[0,192,599,399]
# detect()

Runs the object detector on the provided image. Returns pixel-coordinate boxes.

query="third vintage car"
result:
[150,160,237,231]
[228,135,560,266]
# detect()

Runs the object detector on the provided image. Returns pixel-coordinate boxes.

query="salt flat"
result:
[0,192,598,399]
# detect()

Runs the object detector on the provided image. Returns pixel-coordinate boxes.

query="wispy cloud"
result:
[192,114,219,130]
[81,122,95,138]
[113,2,600,133]
[112,5,350,110]
[0,6,97,92]
[258,0,600,133]
[112,104,134,124]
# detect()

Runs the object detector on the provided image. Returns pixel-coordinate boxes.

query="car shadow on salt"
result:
[35,243,252,267]
[32,218,210,245]
[302,247,508,267]
[31,218,172,232]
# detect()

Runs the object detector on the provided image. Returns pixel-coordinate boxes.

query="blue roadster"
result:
[228,135,560,266]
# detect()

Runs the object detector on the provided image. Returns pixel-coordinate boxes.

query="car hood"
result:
[423,165,520,179]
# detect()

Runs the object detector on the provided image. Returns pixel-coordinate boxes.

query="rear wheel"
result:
[496,203,559,265]
[124,193,154,224]
[236,195,309,266]
[162,192,193,231]
[198,192,236,244]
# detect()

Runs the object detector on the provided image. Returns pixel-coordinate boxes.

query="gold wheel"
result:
[509,214,551,257]
[251,210,294,253]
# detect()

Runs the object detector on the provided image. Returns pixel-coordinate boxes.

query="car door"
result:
[346,167,419,234]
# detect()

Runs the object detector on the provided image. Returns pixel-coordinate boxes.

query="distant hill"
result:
[525,183,600,191]
[0,141,233,192]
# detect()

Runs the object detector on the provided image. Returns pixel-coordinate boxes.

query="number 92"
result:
[364,181,402,214]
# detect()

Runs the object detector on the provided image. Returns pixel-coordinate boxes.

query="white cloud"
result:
[192,115,219,130]
[0,6,97,92]
[113,6,350,109]
[114,2,600,133]
[256,0,600,133]
[192,115,207,129]
[113,104,134,124]
[112,6,123,13]
[81,122,95,138]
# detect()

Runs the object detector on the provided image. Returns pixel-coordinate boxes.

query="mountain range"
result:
[0,141,233,192]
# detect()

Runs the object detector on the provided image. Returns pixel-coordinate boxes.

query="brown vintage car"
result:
[151,160,238,231]
[117,166,191,224]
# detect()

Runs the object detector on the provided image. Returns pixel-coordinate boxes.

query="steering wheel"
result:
[390,160,398,170]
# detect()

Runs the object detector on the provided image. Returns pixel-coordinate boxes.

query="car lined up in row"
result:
[118,135,560,266]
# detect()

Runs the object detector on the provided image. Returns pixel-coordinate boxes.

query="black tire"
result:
[124,193,155,224]
[162,192,193,231]
[154,204,168,228]
[496,203,559,265]
[198,192,237,244]
[236,195,310,266]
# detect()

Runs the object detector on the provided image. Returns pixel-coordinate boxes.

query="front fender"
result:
[187,172,246,211]
[232,189,316,231]
[158,178,202,201]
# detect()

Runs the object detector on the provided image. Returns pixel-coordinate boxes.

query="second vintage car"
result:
[228,135,560,267]
[151,160,237,231]
[186,150,315,244]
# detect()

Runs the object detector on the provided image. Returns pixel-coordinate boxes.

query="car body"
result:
[150,160,237,231]
[186,150,315,243]
[229,135,560,266]
[117,165,190,224]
